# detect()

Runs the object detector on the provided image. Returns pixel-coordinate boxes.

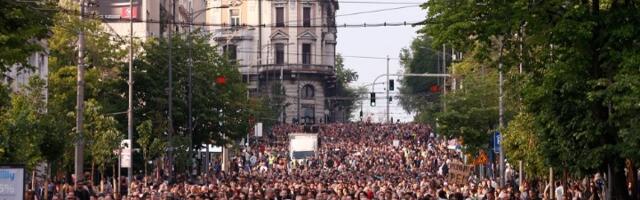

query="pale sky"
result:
[335,1,425,122]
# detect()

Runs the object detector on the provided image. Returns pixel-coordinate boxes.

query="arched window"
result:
[302,84,314,99]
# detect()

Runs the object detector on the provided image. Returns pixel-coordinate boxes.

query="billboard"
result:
[289,133,318,160]
[0,165,24,200]
[96,0,141,20]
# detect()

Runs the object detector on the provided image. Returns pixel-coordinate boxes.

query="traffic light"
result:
[389,96,392,102]
[389,79,395,91]
[370,92,376,107]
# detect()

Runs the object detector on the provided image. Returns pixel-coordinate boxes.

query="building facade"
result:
[205,0,339,124]
[2,45,48,95]
[95,0,339,124]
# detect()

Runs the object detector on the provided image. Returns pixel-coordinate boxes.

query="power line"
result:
[56,7,423,29]
[270,5,419,26]
[337,5,417,17]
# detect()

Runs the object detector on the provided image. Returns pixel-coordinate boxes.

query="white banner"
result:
[120,139,132,168]
[255,123,263,137]
[0,166,25,200]
[393,140,400,147]
[289,133,318,160]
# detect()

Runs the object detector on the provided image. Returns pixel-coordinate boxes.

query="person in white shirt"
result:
[555,182,564,200]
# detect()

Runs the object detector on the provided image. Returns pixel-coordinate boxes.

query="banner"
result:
[0,165,24,200]
[120,139,132,168]
[447,160,474,185]
[289,133,318,160]
[255,123,263,137]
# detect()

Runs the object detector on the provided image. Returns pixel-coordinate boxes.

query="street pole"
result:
[386,55,390,123]
[187,0,194,180]
[167,0,175,182]
[127,0,134,188]
[442,44,447,112]
[498,42,505,187]
[75,0,85,187]
[257,0,262,94]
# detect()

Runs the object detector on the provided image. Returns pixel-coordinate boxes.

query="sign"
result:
[447,161,474,185]
[392,140,400,147]
[289,133,318,160]
[120,139,132,168]
[474,150,489,165]
[120,6,139,19]
[255,123,263,137]
[0,165,24,200]
[493,132,501,153]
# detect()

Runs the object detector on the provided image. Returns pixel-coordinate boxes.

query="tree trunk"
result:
[91,159,95,185]
[112,161,117,196]
[627,160,637,200]
[100,168,104,193]
[612,161,631,199]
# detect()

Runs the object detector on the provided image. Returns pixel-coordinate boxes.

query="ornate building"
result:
[95,0,339,124]
[205,0,339,124]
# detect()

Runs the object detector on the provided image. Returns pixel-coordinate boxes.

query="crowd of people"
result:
[29,123,608,200]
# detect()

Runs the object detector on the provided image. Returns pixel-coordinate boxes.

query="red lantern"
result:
[215,76,226,85]
[430,84,440,93]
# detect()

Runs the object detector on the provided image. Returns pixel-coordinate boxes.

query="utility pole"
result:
[127,0,134,188]
[498,42,505,187]
[74,0,86,187]
[385,55,390,123]
[167,0,175,182]
[257,0,262,94]
[442,44,447,112]
[187,0,194,180]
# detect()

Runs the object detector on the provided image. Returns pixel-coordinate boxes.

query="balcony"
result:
[257,64,334,75]
[211,27,254,42]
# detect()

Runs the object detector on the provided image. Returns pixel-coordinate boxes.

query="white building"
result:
[204,0,339,124]
[3,47,48,95]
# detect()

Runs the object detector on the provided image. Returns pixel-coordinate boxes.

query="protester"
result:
[29,123,609,200]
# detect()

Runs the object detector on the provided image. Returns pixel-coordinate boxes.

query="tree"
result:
[136,119,164,176]
[435,57,499,154]
[46,0,128,174]
[133,31,249,158]
[422,0,640,197]
[84,99,122,181]
[398,36,442,114]
[502,112,545,178]
[0,0,55,73]
[0,77,53,169]
[332,54,359,121]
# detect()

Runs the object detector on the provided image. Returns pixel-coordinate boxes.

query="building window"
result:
[275,7,284,27]
[223,44,237,60]
[303,7,311,27]
[301,104,315,124]
[230,9,240,26]
[302,43,311,65]
[275,43,285,64]
[302,84,314,99]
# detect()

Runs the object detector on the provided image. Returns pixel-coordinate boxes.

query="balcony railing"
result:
[257,64,334,74]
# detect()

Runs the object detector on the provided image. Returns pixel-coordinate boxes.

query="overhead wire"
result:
[55,7,424,29]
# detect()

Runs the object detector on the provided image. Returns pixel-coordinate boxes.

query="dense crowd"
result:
[30,123,608,200]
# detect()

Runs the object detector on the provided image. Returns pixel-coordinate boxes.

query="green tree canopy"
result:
[0,0,55,73]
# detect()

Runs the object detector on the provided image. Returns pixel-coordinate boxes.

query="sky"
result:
[335,1,425,123]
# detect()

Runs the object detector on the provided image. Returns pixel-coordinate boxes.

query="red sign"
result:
[430,84,440,93]
[120,6,138,19]
[215,76,227,85]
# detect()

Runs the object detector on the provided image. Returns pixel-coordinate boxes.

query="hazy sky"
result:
[335,1,425,122]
